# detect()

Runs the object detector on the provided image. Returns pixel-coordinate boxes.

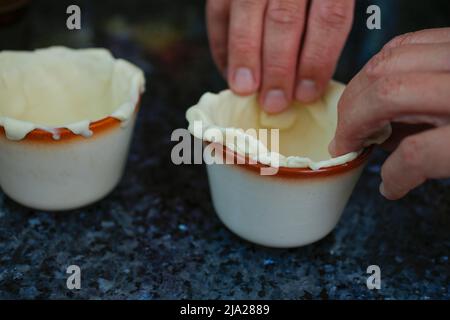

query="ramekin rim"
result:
[0,97,141,142]
[210,142,372,177]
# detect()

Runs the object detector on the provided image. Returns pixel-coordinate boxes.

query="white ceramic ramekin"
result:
[205,144,370,248]
[186,81,373,248]
[0,47,144,211]
[0,109,139,211]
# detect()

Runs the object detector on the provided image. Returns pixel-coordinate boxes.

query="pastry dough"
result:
[259,107,297,130]
[186,81,362,170]
[0,46,145,140]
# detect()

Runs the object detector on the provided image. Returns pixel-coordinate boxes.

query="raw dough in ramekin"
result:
[0,46,145,140]
[187,80,366,170]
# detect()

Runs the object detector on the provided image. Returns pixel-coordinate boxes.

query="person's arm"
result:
[330,28,450,200]
[206,0,355,113]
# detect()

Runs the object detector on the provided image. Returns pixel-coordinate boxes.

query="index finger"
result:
[341,28,450,106]
[296,0,354,103]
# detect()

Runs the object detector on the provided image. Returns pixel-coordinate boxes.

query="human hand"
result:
[329,28,450,200]
[206,0,355,113]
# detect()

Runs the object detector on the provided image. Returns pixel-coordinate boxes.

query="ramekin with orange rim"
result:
[0,47,145,210]
[187,81,376,248]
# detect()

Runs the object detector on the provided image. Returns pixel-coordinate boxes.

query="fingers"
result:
[296,0,354,103]
[206,0,231,75]
[207,0,356,111]
[259,0,308,113]
[331,72,450,156]
[383,27,450,50]
[228,0,267,95]
[337,28,450,120]
[381,123,434,152]
[367,43,450,76]
[380,125,450,200]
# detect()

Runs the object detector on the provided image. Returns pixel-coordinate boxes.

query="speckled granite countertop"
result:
[0,0,449,300]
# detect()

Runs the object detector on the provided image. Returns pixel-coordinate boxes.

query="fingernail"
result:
[328,139,336,156]
[233,68,254,93]
[296,79,318,102]
[263,90,288,113]
[379,182,387,198]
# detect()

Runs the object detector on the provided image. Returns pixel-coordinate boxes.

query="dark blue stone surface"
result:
[1,145,450,300]
[0,0,449,300]
[1,100,449,299]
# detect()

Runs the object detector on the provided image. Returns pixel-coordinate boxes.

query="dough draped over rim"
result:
[186,81,370,170]
[0,46,145,140]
